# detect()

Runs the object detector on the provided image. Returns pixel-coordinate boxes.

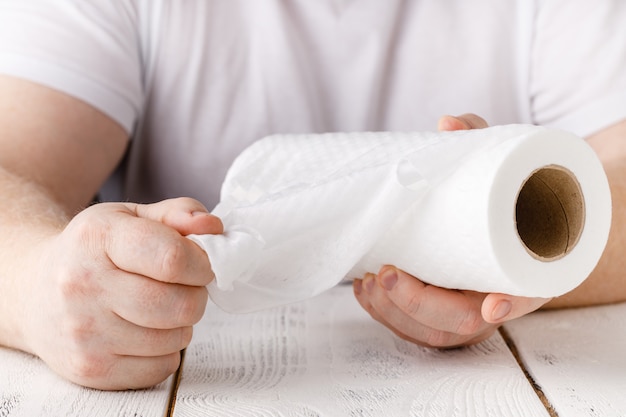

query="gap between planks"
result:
[164,349,186,417]
[162,332,559,417]
[498,327,559,417]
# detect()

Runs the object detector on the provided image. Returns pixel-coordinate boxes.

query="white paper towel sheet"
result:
[188,125,611,313]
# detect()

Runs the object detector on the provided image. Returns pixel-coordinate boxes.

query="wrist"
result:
[0,229,60,355]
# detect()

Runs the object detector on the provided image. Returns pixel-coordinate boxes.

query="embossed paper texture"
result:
[189,125,611,312]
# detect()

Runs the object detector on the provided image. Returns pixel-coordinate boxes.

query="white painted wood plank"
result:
[173,284,549,417]
[0,346,173,417]
[503,302,626,417]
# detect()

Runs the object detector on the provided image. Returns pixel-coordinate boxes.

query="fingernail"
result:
[191,211,210,217]
[354,279,362,295]
[380,269,398,291]
[363,275,375,292]
[491,300,512,321]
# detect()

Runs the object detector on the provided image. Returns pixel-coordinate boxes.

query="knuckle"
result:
[67,210,109,254]
[63,316,96,347]
[56,259,104,301]
[67,351,111,383]
[58,268,92,299]
[163,197,207,216]
[159,240,188,282]
[402,292,424,317]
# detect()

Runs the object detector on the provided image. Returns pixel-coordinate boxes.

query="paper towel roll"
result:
[189,125,611,313]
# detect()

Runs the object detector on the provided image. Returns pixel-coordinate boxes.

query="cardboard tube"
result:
[515,165,585,261]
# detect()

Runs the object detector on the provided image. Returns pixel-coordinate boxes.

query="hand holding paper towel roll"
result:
[188,125,611,313]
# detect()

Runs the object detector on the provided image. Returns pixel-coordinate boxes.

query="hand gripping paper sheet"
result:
[188,125,611,313]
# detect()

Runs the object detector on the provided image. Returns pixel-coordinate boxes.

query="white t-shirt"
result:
[1,0,625,209]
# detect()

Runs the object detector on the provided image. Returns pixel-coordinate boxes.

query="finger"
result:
[354,275,424,341]
[376,266,490,336]
[103,208,215,286]
[481,293,552,323]
[391,324,498,349]
[353,275,389,324]
[109,320,193,357]
[438,113,489,131]
[362,274,453,346]
[358,273,489,348]
[130,197,224,236]
[108,270,208,328]
[68,352,182,390]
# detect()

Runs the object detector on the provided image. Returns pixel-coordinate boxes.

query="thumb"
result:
[130,197,224,236]
[481,293,551,324]
[438,113,489,131]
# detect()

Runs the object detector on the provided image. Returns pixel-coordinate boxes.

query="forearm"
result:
[546,121,626,309]
[0,76,129,352]
[0,167,69,351]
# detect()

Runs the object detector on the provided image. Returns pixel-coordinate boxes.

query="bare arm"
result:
[0,75,223,389]
[0,75,128,349]
[546,119,626,308]
[0,76,129,211]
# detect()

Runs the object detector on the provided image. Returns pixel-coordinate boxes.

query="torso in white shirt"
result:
[1,0,625,208]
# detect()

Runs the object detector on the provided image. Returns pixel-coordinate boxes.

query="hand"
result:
[353,267,549,348]
[20,197,222,389]
[352,114,551,348]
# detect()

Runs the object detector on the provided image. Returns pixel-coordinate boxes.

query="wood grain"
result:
[0,346,172,417]
[503,302,626,417]
[173,284,549,416]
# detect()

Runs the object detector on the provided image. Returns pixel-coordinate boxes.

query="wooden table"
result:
[2,284,625,416]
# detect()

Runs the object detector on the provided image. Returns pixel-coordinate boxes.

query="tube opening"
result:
[515,165,585,261]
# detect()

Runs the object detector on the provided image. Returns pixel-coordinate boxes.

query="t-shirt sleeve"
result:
[0,0,143,134]
[530,0,626,137]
